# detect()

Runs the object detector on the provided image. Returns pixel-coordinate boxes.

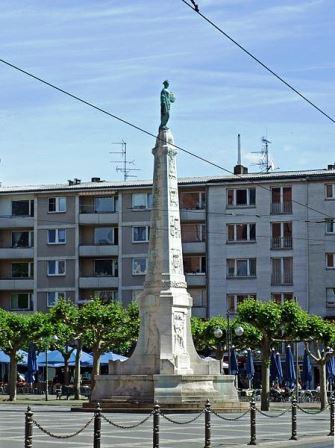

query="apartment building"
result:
[0,164,334,319]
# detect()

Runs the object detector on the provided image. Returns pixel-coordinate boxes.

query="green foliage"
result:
[191,317,209,352]
[237,299,282,338]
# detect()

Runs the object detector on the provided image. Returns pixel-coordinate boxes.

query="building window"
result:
[132,258,148,275]
[227,188,256,207]
[271,222,292,249]
[327,288,335,308]
[271,257,293,285]
[94,227,117,245]
[180,192,206,210]
[326,184,335,199]
[272,292,294,304]
[12,262,34,278]
[94,259,118,277]
[10,293,32,311]
[94,196,118,213]
[326,219,335,234]
[132,193,153,210]
[271,187,292,214]
[48,197,66,213]
[12,231,33,248]
[47,260,66,276]
[227,294,256,313]
[11,200,34,217]
[48,229,66,244]
[183,256,206,274]
[47,291,65,308]
[227,223,256,242]
[188,288,207,307]
[92,290,118,302]
[227,258,256,278]
[181,223,206,243]
[132,226,150,242]
[326,253,335,269]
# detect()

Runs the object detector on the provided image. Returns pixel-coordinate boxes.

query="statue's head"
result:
[163,80,169,88]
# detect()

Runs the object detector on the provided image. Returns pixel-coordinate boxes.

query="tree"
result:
[303,315,335,409]
[81,299,139,388]
[237,299,283,410]
[0,310,52,401]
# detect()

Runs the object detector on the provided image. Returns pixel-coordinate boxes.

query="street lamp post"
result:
[213,327,224,373]
[214,321,244,375]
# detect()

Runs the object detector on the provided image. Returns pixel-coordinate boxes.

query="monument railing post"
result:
[93,403,101,448]
[248,398,257,445]
[204,400,211,448]
[328,396,334,437]
[25,406,33,448]
[153,401,160,448]
[290,398,298,440]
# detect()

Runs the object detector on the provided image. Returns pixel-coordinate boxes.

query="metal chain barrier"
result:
[32,416,94,439]
[101,411,153,429]
[212,408,249,421]
[161,410,204,424]
[296,403,329,415]
[256,407,289,418]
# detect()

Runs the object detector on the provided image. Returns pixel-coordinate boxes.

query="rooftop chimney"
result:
[91,177,102,183]
[328,163,335,170]
[234,134,248,175]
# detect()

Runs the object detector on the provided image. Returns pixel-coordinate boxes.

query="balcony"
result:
[0,247,33,259]
[271,237,293,250]
[0,216,34,228]
[271,274,293,286]
[185,274,206,286]
[0,278,34,290]
[180,209,206,222]
[79,276,118,289]
[79,245,118,257]
[271,202,292,215]
[182,242,206,254]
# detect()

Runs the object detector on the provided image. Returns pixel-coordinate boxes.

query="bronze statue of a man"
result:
[160,80,175,129]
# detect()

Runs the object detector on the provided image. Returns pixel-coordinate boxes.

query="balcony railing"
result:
[271,201,292,215]
[271,273,293,286]
[79,205,117,214]
[271,236,293,249]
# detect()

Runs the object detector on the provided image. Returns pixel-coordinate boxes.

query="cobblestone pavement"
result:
[0,404,332,447]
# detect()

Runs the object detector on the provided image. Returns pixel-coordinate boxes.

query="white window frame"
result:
[10,293,32,311]
[326,253,335,269]
[326,219,335,234]
[325,184,335,199]
[226,258,256,278]
[48,197,67,213]
[93,290,118,301]
[227,294,256,313]
[11,262,34,278]
[183,256,206,275]
[11,230,34,248]
[181,223,206,243]
[94,196,118,213]
[47,291,66,308]
[132,258,148,276]
[47,228,66,245]
[188,288,207,307]
[132,226,150,243]
[180,191,206,210]
[47,260,66,276]
[132,192,153,210]
[227,223,256,242]
[271,257,293,285]
[11,199,34,217]
[271,292,294,304]
[94,259,118,277]
[94,227,115,245]
[227,188,256,207]
[326,288,335,307]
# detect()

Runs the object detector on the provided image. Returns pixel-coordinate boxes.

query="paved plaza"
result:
[0,404,332,448]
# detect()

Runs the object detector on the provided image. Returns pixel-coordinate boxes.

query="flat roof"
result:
[0,168,334,194]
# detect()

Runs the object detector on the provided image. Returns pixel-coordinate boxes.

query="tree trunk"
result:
[91,349,101,389]
[319,362,327,410]
[261,341,270,411]
[74,343,82,400]
[8,352,17,402]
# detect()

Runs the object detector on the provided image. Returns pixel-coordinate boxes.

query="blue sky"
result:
[0,0,334,185]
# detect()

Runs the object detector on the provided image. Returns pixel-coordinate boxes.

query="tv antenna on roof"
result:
[110,140,140,181]
[251,137,278,172]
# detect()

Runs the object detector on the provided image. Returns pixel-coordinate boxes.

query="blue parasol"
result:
[100,352,127,365]
[275,352,283,383]
[270,349,278,383]
[301,349,312,389]
[246,349,255,380]
[37,349,93,367]
[326,356,335,380]
[26,344,38,384]
[284,345,296,388]
[230,347,239,375]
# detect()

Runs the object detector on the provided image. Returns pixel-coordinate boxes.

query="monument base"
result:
[86,373,242,411]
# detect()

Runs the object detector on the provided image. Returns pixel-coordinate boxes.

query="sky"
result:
[0,0,334,185]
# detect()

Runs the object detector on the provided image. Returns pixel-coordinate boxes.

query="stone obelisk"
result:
[91,82,238,408]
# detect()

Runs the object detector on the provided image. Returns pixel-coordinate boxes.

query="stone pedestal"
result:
[90,128,239,409]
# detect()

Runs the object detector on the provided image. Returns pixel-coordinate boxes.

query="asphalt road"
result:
[0,404,332,447]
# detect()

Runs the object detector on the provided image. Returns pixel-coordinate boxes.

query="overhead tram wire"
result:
[0,58,334,220]
[181,0,335,126]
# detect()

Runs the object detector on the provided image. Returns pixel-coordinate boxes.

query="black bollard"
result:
[25,406,33,448]
[248,398,257,446]
[153,401,160,448]
[290,398,298,441]
[93,403,102,448]
[329,397,335,437]
[204,400,211,448]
